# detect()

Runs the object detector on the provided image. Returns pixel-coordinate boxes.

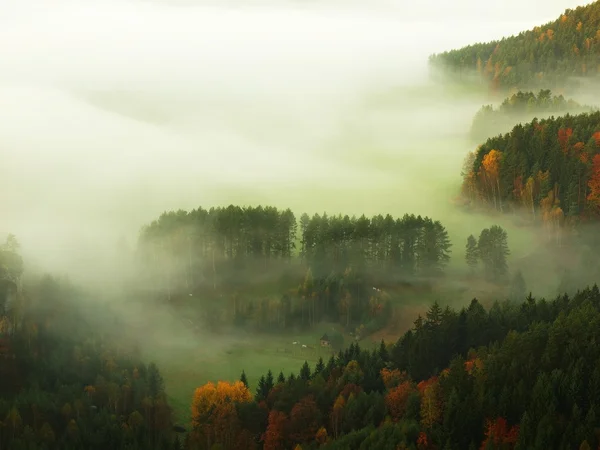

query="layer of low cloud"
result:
[0,0,591,281]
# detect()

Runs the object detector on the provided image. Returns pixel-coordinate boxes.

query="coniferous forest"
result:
[469,89,592,142]
[5,1,600,450]
[429,1,600,90]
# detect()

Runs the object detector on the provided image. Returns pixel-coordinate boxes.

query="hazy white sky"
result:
[0,0,592,279]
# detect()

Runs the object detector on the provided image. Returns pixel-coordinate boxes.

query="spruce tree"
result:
[265,370,274,393]
[240,370,248,388]
[255,375,266,402]
[277,371,286,384]
[300,361,311,380]
[315,357,325,375]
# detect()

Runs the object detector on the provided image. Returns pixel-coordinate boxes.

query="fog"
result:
[0,0,592,283]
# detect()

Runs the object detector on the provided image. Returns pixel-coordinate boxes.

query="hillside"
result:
[462,110,600,225]
[188,285,600,450]
[470,89,592,142]
[429,1,600,90]
[0,237,179,450]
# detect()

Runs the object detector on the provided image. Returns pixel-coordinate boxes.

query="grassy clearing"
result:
[146,327,343,424]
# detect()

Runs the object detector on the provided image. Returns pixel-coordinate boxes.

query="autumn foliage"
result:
[417,377,442,429]
[480,417,519,450]
[381,368,409,389]
[385,381,414,421]
[558,127,573,152]
[191,381,252,449]
[263,410,288,450]
[461,110,600,224]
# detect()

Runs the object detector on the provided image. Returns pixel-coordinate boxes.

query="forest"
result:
[188,284,600,450]
[5,1,600,450]
[469,89,591,142]
[136,208,456,333]
[429,0,600,90]
[0,238,177,450]
[461,110,600,225]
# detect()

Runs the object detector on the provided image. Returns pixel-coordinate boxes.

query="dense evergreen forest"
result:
[0,236,179,450]
[189,285,600,450]
[429,1,600,90]
[470,89,591,142]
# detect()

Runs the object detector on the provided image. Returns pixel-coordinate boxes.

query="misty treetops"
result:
[137,205,455,280]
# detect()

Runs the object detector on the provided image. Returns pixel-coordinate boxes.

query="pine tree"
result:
[465,234,478,272]
[265,370,274,394]
[255,375,266,402]
[300,361,311,380]
[277,371,286,384]
[315,357,325,375]
[240,370,248,388]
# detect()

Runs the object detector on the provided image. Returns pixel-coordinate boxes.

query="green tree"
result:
[478,225,510,282]
[240,370,249,388]
[465,234,478,272]
[299,361,311,381]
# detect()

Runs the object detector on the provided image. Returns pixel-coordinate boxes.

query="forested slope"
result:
[0,236,178,450]
[462,111,600,225]
[470,89,591,142]
[188,285,600,450]
[430,1,600,90]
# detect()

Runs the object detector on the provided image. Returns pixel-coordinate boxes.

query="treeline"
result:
[299,212,451,278]
[138,207,452,288]
[188,284,600,450]
[429,1,600,90]
[462,110,600,229]
[0,238,178,450]
[470,89,590,142]
[137,206,298,293]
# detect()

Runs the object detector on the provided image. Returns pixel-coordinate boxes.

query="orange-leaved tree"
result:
[480,417,519,450]
[263,410,288,450]
[191,380,252,450]
[385,381,415,421]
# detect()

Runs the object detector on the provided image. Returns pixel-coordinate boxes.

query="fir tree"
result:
[240,370,249,388]
[300,361,311,380]
[315,357,325,375]
[265,370,274,393]
[277,371,286,384]
[255,375,266,402]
